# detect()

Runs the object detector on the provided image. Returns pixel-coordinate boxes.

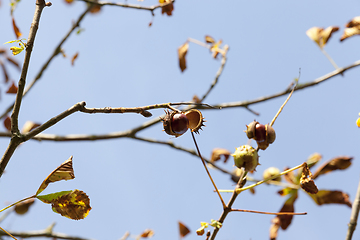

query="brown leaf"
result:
[300,163,318,194]
[178,221,190,238]
[12,16,22,39]
[14,198,35,215]
[178,42,189,72]
[6,81,18,94]
[36,156,75,195]
[321,26,339,46]
[21,121,41,134]
[309,190,352,207]
[210,148,231,163]
[312,156,353,179]
[140,229,154,238]
[71,52,79,66]
[89,4,101,14]
[159,0,173,16]
[205,35,215,44]
[340,25,360,41]
[278,192,298,230]
[3,116,11,131]
[346,16,360,28]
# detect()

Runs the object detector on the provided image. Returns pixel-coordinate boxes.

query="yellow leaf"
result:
[9,46,23,55]
[357,116,360,127]
[38,189,92,220]
[36,156,75,195]
[178,42,189,72]
[210,40,222,58]
[306,26,339,48]
[306,27,323,47]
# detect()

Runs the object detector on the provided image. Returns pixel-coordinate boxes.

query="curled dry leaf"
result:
[3,116,11,131]
[306,152,322,168]
[340,25,360,41]
[178,42,189,72]
[178,221,190,238]
[71,52,79,66]
[140,229,154,238]
[346,16,360,28]
[37,189,91,220]
[306,26,339,48]
[270,216,281,240]
[6,81,18,94]
[14,198,35,215]
[12,16,22,39]
[205,35,215,44]
[210,148,231,163]
[21,121,41,134]
[36,156,75,196]
[312,156,353,179]
[159,0,174,16]
[309,190,352,207]
[300,163,318,194]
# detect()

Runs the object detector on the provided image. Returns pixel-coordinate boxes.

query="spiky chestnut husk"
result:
[161,110,189,137]
[232,145,259,172]
[185,109,205,134]
[263,167,281,184]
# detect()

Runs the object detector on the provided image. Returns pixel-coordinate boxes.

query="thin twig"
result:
[345,174,360,240]
[191,132,227,209]
[230,209,306,216]
[80,0,175,12]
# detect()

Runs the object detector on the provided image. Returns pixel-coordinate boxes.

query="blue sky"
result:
[0,0,360,240]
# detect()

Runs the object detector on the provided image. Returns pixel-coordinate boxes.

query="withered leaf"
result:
[312,156,353,179]
[159,0,174,16]
[36,156,75,196]
[14,198,35,215]
[340,25,360,41]
[178,221,190,238]
[140,229,154,238]
[306,26,339,48]
[346,16,360,28]
[71,52,79,66]
[12,16,22,39]
[3,116,11,131]
[277,192,297,230]
[309,190,352,207]
[205,35,215,44]
[21,121,41,134]
[306,152,322,169]
[300,163,318,194]
[37,189,91,220]
[269,217,281,240]
[210,148,231,163]
[178,42,189,72]
[6,81,18,94]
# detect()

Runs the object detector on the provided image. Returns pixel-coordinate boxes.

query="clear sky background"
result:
[0,0,360,240]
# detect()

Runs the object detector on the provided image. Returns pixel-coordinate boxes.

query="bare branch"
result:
[80,0,175,12]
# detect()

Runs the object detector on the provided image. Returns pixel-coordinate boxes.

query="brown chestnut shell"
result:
[184,109,205,134]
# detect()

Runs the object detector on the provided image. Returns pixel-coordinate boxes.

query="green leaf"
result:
[36,190,73,204]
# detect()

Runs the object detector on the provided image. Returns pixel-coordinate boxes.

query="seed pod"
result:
[161,110,189,137]
[232,145,259,172]
[184,109,205,133]
[245,121,276,150]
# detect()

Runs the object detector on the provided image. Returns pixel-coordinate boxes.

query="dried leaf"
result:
[210,148,231,163]
[269,216,280,240]
[205,35,215,44]
[196,222,209,236]
[306,26,339,48]
[37,189,91,220]
[71,52,79,66]
[178,42,189,72]
[346,16,360,28]
[306,153,322,169]
[300,163,318,194]
[36,156,75,196]
[178,221,190,238]
[12,16,22,39]
[278,192,297,230]
[89,4,101,14]
[309,190,352,207]
[340,25,360,41]
[140,229,154,238]
[6,81,18,94]
[312,156,353,179]
[14,198,35,215]
[3,116,11,131]
[159,0,174,16]
[21,121,41,133]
